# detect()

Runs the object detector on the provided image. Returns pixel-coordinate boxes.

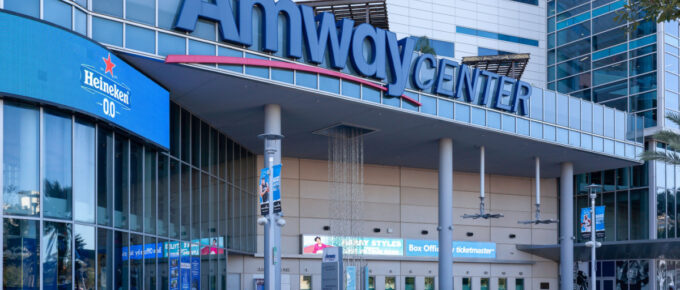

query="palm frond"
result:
[639,150,680,165]
[653,130,680,151]
[666,111,680,128]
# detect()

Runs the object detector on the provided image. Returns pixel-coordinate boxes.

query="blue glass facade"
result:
[548,0,659,128]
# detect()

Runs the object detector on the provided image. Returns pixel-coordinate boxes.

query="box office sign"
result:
[301,235,496,259]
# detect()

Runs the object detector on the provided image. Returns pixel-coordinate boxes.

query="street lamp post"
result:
[585,184,602,290]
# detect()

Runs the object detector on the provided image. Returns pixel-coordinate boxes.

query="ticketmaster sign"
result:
[301,235,496,259]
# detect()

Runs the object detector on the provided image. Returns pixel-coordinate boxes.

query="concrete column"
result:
[263,104,282,290]
[559,162,574,290]
[438,138,453,290]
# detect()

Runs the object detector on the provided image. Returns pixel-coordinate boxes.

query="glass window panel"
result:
[517,118,529,135]
[439,100,454,119]
[92,17,123,47]
[98,127,114,226]
[126,25,155,54]
[74,119,95,223]
[420,95,436,115]
[502,114,515,132]
[569,130,580,146]
[593,61,628,87]
[544,91,556,123]
[592,11,622,34]
[192,116,200,167]
[189,40,215,56]
[115,231,129,289]
[558,72,591,93]
[130,142,144,232]
[658,187,668,238]
[130,234,143,290]
[580,133,592,150]
[557,38,590,62]
[488,111,501,129]
[593,51,626,69]
[557,93,569,126]
[530,121,543,138]
[569,98,581,129]
[593,80,627,103]
[158,155,169,237]
[181,164,191,240]
[145,236,157,290]
[556,3,589,21]
[557,128,569,144]
[170,103,180,157]
[3,218,40,289]
[471,107,485,125]
[192,169,201,240]
[667,54,679,75]
[593,27,627,51]
[145,149,157,234]
[631,55,658,80]
[630,91,658,112]
[580,101,592,132]
[667,72,679,92]
[593,104,604,135]
[170,159,181,239]
[557,55,591,79]
[43,110,72,220]
[159,238,169,290]
[603,192,615,241]
[669,190,677,237]
[74,224,95,290]
[385,277,396,290]
[455,104,470,122]
[557,21,591,45]
[92,0,123,17]
[4,0,40,17]
[556,0,589,12]
[462,277,472,290]
[3,102,40,216]
[615,110,625,140]
[126,0,155,25]
[201,122,210,172]
[115,137,130,229]
[43,0,72,29]
[158,0,182,30]
[481,277,490,290]
[181,109,191,163]
[631,44,657,59]
[158,32,186,57]
[362,87,381,103]
[630,73,657,94]
[603,107,615,137]
[74,9,87,36]
[631,19,657,39]
[42,222,72,289]
[530,88,543,120]
[97,228,114,290]
[201,173,210,242]
[544,124,556,141]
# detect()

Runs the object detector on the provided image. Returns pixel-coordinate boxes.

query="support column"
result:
[263,104,282,290]
[560,162,574,290]
[438,138,453,290]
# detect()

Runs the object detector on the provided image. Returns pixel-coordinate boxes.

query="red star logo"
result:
[102,53,116,77]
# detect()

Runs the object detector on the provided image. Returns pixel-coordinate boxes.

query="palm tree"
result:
[415,36,436,56]
[640,113,680,164]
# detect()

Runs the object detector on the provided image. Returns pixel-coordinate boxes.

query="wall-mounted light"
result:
[509,234,516,239]
[421,230,429,235]
[373,228,381,233]
[466,232,474,237]
[387,228,393,233]
[323,225,330,231]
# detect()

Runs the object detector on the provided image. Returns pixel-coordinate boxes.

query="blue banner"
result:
[0,12,169,148]
[273,164,282,213]
[346,266,356,290]
[405,240,496,259]
[580,206,605,238]
[259,168,270,215]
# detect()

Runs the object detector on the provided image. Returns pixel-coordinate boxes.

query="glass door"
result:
[405,277,415,290]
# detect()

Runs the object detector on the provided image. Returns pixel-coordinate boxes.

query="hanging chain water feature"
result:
[518,157,558,225]
[462,146,504,219]
[327,125,366,284]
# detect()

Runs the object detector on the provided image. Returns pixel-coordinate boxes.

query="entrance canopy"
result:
[121,52,640,178]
